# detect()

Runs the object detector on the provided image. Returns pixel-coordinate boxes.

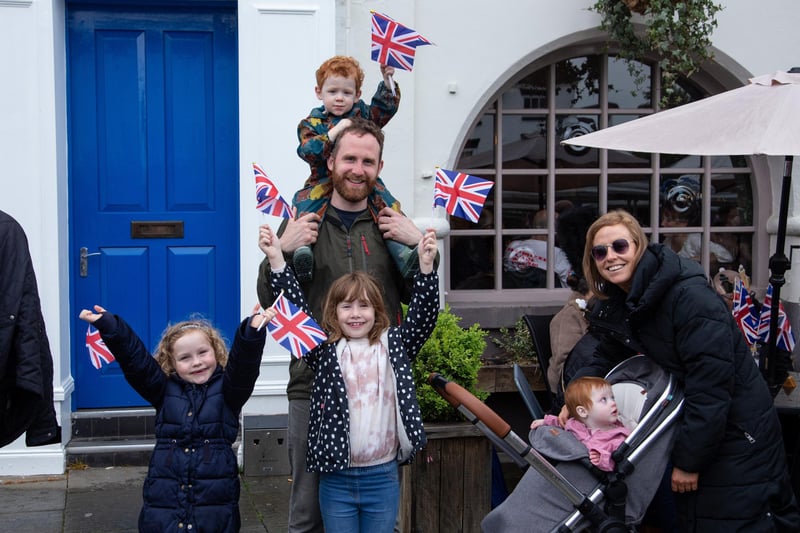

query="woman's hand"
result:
[671,466,699,493]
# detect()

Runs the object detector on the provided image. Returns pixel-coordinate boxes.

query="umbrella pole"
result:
[765,155,793,387]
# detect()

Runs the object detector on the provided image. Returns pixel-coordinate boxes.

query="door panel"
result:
[68,4,239,407]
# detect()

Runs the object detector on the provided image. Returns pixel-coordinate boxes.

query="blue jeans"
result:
[318,460,400,533]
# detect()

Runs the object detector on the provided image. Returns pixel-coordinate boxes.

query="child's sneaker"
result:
[293,245,314,283]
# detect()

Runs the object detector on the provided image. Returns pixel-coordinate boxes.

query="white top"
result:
[338,337,398,467]
[503,238,572,287]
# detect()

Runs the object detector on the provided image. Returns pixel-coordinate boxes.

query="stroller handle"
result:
[428,373,511,438]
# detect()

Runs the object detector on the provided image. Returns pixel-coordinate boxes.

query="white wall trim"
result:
[0,0,33,8]
[255,4,319,15]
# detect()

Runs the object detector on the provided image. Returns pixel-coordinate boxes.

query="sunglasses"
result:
[591,239,632,261]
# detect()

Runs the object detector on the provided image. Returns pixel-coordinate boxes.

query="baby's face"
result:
[585,385,619,430]
[316,75,360,117]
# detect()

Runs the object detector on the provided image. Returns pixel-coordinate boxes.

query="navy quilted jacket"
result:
[93,313,266,533]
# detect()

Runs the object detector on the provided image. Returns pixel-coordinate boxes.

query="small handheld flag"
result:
[757,284,796,352]
[732,276,760,346]
[267,294,327,358]
[370,11,432,73]
[254,163,292,218]
[433,168,494,223]
[86,326,115,369]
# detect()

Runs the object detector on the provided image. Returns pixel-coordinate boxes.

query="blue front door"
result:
[68,3,239,408]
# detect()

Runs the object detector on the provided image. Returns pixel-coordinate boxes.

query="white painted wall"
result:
[0,0,68,475]
[2,0,799,474]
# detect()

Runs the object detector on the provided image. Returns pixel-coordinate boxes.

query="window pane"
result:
[501,115,547,168]
[503,68,548,109]
[711,230,752,275]
[450,236,495,290]
[711,172,753,225]
[660,174,702,227]
[502,174,547,229]
[604,115,652,167]
[608,173,652,226]
[502,234,570,289]
[457,113,495,169]
[608,56,652,109]
[555,56,601,108]
[555,174,599,209]
[557,114,599,166]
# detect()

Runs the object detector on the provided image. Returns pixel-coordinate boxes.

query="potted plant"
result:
[492,316,536,366]
[412,304,489,422]
[590,0,723,106]
[399,304,491,532]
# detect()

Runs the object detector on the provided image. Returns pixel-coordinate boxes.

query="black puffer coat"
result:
[0,210,60,447]
[94,313,266,533]
[582,244,799,532]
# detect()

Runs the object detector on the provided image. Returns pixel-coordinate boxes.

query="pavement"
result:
[0,467,291,533]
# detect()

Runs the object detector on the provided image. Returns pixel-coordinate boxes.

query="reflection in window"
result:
[448,53,755,298]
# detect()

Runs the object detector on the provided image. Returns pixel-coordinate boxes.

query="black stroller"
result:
[430,355,684,532]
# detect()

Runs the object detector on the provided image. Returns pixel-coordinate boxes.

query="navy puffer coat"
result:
[581,244,799,532]
[93,313,265,533]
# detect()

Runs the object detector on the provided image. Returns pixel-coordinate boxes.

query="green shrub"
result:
[492,317,536,365]
[411,304,489,423]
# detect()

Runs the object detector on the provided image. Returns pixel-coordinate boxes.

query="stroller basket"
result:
[430,355,684,533]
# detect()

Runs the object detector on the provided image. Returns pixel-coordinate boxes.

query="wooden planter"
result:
[623,0,648,14]
[398,422,491,533]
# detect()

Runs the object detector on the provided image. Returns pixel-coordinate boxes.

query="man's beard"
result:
[331,170,375,203]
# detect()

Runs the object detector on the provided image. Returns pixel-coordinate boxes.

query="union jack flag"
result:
[86,326,115,369]
[267,294,327,358]
[433,168,494,223]
[732,277,760,346]
[370,11,432,72]
[254,163,292,218]
[757,284,796,352]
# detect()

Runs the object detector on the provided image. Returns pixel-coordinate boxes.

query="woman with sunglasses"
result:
[576,209,798,532]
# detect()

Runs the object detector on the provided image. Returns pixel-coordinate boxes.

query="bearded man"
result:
[256,117,426,533]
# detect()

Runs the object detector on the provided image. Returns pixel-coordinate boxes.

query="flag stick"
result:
[257,289,284,331]
[388,73,396,96]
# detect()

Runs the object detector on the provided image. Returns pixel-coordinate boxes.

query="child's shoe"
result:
[293,245,314,283]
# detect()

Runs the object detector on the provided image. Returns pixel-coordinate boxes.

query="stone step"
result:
[66,437,155,468]
[67,409,156,467]
[71,408,156,440]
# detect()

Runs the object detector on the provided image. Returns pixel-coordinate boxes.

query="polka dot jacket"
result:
[270,267,439,472]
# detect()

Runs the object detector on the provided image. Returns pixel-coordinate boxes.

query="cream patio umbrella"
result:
[562,68,800,387]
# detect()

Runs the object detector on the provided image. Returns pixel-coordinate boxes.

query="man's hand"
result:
[378,207,422,246]
[278,209,321,254]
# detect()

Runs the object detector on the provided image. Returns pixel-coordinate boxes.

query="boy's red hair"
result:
[315,56,365,93]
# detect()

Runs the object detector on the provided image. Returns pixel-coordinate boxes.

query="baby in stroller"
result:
[480,355,683,532]
[531,377,630,473]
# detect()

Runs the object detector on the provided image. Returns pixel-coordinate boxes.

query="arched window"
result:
[447,53,755,312]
